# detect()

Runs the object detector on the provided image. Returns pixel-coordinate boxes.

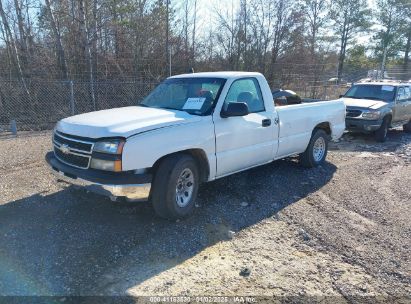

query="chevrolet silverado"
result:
[46,72,345,219]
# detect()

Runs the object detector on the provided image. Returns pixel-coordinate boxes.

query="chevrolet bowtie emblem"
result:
[60,144,70,154]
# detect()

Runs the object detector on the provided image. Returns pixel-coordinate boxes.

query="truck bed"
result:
[275,100,346,158]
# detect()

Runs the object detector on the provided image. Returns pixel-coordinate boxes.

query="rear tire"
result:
[299,129,329,168]
[374,116,390,142]
[151,154,200,220]
[403,120,411,133]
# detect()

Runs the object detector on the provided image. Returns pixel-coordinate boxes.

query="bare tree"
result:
[302,0,329,56]
[13,0,29,68]
[214,0,241,69]
[248,0,274,73]
[191,0,197,65]
[301,0,330,96]
[0,0,29,94]
[79,0,96,109]
[44,0,69,79]
[270,0,298,83]
[0,0,381,92]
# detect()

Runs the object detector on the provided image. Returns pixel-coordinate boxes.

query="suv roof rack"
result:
[356,78,405,84]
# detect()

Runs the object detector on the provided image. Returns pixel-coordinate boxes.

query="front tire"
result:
[403,120,411,133]
[151,154,200,220]
[299,129,329,168]
[375,116,390,142]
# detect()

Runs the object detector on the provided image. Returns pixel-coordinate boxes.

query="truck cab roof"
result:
[169,71,263,80]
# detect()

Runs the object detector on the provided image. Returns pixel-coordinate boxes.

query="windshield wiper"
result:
[157,106,203,116]
[156,106,182,111]
[138,105,202,116]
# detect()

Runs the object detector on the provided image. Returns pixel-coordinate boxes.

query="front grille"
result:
[54,132,93,153]
[53,131,94,169]
[54,147,90,169]
[346,109,362,118]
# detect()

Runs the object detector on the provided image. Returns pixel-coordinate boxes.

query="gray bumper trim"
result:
[345,118,383,132]
[51,168,151,201]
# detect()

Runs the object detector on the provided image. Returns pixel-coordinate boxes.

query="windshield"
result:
[140,77,226,115]
[344,84,396,102]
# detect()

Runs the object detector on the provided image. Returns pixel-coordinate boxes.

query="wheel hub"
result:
[313,137,326,162]
[175,168,195,207]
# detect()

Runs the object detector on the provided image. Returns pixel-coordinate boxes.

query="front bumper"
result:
[345,118,383,133]
[46,152,151,201]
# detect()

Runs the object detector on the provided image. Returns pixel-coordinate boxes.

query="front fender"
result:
[381,108,393,118]
[121,117,216,179]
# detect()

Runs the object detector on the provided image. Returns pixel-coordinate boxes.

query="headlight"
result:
[90,158,122,172]
[91,139,124,171]
[361,110,381,120]
[93,140,125,154]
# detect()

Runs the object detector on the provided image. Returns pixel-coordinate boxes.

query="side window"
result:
[405,87,411,100]
[224,78,265,113]
[397,87,406,101]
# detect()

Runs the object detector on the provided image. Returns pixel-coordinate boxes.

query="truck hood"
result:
[342,97,388,110]
[56,106,201,138]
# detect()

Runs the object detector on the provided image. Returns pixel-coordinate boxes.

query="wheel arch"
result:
[300,123,329,168]
[313,122,331,137]
[383,113,393,124]
[151,149,210,182]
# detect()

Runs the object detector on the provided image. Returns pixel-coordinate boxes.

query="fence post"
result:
[10,119,17,135]
[69,80,75,115]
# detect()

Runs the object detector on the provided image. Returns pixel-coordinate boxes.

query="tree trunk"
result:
[404,30,410,68]
[13,0,28,69]
[381,10,393,78]
[192,0,197,66]
[0,0,29,95]
[337,22,348,83]
[79,0,96,110]
[44,0,69,79]
[92,0,98,79]
[166,0,170,76]
[112,0,119,57]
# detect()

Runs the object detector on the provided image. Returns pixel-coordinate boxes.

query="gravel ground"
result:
[0,129,410,299]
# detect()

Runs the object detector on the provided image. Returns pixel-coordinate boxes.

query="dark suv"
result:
[340,81,411,142]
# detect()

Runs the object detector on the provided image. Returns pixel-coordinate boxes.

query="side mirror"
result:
[221,102,249,118]
[339,94,344,98]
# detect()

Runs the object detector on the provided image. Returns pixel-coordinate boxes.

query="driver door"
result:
[395,87,408,122]
[404,86,411,120]
[213,77,278,177]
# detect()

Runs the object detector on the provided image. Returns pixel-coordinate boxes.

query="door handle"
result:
[262,119,271,127]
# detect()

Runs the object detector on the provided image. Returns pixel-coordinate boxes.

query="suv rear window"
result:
[345,84,396,102]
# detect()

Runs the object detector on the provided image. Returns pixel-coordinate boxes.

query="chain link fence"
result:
[0,78,349,134]
[0,79,159,133]
[293,84,349,101]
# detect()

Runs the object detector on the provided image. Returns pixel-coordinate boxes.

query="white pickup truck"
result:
[46,72,345,219]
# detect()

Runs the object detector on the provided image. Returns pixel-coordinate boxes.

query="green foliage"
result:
[346,45,375,69]
[373,0,406,60]
[330,0,371,39]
